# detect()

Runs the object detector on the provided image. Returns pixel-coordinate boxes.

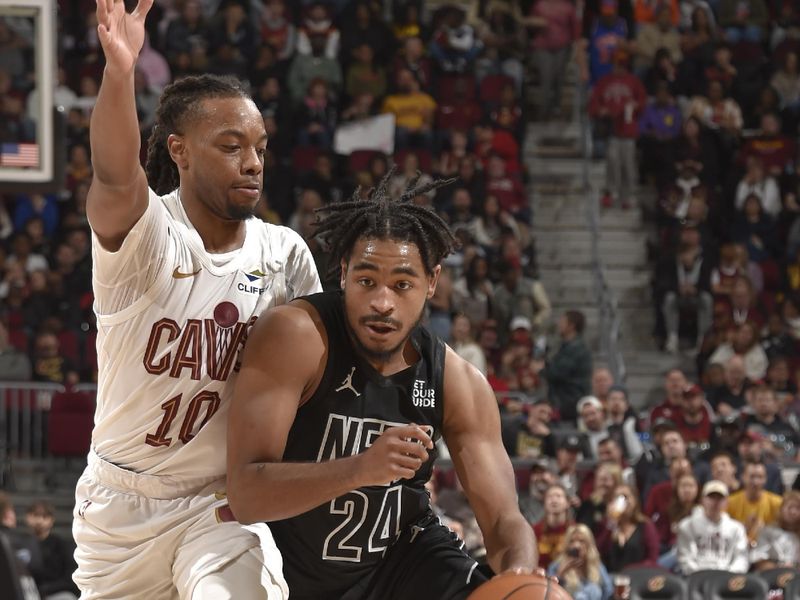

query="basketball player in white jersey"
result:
[72,0,321,598]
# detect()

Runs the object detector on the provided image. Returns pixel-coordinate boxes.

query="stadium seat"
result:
[687,569,731,600]
[786,574,800,600]
[435,102,482,131]
[8,329,27,354]
[57,329,80,364]
[435,73,476,104]
[703,571,769,599]
[47,390,94,457]
[290,145,321,174]
[757,567,800,598]
[626,567,686,600]
[347,149,380,173]
[478,74,514,106]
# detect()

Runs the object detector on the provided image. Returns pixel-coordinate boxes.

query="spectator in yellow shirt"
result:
[727,461,783,542]
[381,68,436,149]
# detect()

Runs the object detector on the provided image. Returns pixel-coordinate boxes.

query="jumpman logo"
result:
[335,367,360,397]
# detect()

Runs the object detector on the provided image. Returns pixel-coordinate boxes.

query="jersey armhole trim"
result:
[94,268,173,328]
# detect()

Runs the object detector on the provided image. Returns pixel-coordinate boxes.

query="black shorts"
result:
[342,513,487,600]
[290,513,487,600]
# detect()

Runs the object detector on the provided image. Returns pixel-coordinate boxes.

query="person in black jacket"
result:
[534,311,592,423]
[25,501,79,600]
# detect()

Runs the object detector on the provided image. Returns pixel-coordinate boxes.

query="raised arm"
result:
[87,0,154,249]
[442,348,537,574]
[226,302,432,524]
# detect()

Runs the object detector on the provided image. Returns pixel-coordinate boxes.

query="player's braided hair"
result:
[145,74,250,195]
[313,167,457,275]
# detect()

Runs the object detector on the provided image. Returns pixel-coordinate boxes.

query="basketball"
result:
[468,573,573,600]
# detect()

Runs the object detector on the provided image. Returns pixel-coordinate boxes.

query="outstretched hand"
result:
[95,0,154,74]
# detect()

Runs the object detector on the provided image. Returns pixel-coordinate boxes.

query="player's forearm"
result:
[485,512,538,574]
[228,457,366,524]
[90,67,142,186]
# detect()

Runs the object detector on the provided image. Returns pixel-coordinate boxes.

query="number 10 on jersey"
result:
[145,391,221,447]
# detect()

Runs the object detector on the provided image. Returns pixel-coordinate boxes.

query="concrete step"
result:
[539,266,651,287]
[544,282,651,308]
[535,245,646,268]
[535,228,648,245]
[535,239,648,259]
[533,208,643,231]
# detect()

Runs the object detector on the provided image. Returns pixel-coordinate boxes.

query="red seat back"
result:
[48,391,95,456]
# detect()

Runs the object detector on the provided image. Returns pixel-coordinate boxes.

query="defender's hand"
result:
[96,0,154,74]
[355,424,433,487]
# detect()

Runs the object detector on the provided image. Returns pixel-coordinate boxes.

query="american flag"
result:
[0,143,39,167]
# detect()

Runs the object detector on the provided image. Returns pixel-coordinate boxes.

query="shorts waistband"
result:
[87,449,224,500]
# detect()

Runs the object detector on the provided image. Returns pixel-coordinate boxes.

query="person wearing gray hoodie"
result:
[676,479,750,574]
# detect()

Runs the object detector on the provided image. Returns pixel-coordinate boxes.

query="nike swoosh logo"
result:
[172,267,202,279]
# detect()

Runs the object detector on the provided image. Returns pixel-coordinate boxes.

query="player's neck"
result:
[362,343,418,377]
[180,191,247,253]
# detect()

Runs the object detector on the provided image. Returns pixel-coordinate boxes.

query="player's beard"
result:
[225,201,257,221]
[345,304,426,365]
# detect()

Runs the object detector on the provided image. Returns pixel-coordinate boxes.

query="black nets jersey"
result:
[268,290,447,598]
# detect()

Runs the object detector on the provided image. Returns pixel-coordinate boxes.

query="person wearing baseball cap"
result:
[676,479,749,574]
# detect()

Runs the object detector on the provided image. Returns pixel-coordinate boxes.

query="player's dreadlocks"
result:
[313,168,458,275]
[145,75,250,195]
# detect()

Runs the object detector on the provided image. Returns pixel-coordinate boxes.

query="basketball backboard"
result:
[0,0,63,193]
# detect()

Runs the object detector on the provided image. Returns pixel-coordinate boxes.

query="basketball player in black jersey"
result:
[227,173,537,600]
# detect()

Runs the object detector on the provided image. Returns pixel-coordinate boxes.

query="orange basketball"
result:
[468,573,573,600]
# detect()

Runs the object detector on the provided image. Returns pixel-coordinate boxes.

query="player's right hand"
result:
[95,0,154,74]
[356,424,433,487]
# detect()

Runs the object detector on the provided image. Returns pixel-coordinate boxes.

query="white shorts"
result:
[73,451,288,599]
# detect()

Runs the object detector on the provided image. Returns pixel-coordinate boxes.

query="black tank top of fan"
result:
[268,290,447,598]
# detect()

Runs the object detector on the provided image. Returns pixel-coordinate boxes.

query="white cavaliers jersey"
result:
[89,189,321,485]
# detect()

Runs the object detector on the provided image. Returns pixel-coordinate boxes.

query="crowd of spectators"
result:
[493,363,800,598]
[0,0,560,394]
[2,0,800,598]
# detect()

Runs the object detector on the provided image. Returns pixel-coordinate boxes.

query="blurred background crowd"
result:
[2,0,800,599]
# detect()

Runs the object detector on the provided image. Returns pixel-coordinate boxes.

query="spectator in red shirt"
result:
[588,48,648,209]
[485,154,528,223]
[675,383,713,447]
[649,368,689,425]
[534,484,574,569]
[473,121,521,175]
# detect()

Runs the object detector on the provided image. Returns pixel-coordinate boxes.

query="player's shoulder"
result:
[251,296,325,345]
[443,344,488,393]
[248,219,308,252]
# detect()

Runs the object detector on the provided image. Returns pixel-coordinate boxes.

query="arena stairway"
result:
[524,120,695,412]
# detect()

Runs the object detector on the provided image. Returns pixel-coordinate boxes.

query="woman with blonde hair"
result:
[577,462,624,536]
[751,490,800,570]
[547,523,613,600]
